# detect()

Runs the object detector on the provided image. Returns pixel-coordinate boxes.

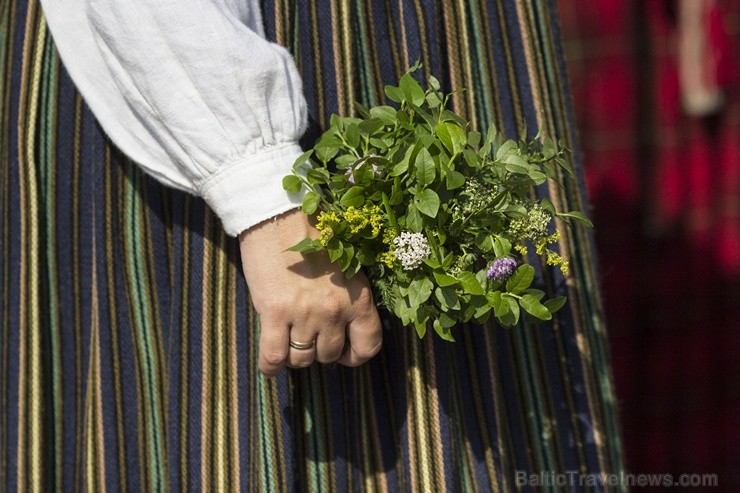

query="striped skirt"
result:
[1,0,626,491]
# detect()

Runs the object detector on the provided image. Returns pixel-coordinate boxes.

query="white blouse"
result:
[40,0,308,236]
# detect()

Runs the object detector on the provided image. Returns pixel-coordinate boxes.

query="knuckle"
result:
[352,293,379,320]
[258,362,277,377]
[318,348,344,364]
[356,287,375,306]
[261,349,286,367]
[340,357,363,368]
[316,334,345,363]
[323,331,345,347]
[321,296,344,318]
[354,339,383,360]
[260,300,288,319]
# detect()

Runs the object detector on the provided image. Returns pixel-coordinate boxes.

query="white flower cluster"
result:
[392,231,431,270]
[509,204,551,239]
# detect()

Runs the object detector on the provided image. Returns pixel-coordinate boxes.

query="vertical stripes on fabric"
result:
[1,0,625,491]
[16,4,46,491]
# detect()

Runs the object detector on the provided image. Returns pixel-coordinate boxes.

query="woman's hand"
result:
[239,209,383,377]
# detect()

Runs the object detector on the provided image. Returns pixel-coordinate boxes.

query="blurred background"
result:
[558,0,739,490]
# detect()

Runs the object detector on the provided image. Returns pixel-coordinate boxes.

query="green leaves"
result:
[435,286,461,311]
[445,169,465,189]
[301,191,321,214]
[340,186,365,208]
[520,294,552,320]
[293,149,314,168]
[370,105,397,125]
[557,211,594,227]
[506,265,535,294]
[493,236,512,257]
[504,296,520,325]
[544,296,567,313]
[495,139,518,161]
[279,66,584,340]
[415,189,440,217]
[480,124,497,157]
[475,233,496,253]
[286,238,321,254]
[457,271,484,295]
[434,271,458,287]
[436,122,467,154]
[282,175,302,193]
[346,123,361,148]
[408,278,434,306]
[405,204,423,232]
[399,73,426,106]
[384,84,404,103]
[415,148,436,187]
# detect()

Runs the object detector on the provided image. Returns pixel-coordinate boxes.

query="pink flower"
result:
[346,154,380,183]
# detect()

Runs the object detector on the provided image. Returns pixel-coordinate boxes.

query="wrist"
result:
[239,208,316,254]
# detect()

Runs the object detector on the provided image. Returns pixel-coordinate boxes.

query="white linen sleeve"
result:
[81,0,308,235]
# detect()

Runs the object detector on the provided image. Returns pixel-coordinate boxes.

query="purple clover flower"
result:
[487,257,517,281]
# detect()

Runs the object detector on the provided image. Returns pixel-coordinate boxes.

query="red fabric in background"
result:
[558,0,739,490]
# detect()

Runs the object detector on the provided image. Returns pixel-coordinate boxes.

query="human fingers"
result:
[337,294,383,367]
[314,318,347,364]
[285,325,318,368]
[258,315,290,377]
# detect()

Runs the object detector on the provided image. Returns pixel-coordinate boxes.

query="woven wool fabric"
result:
[1,0,625,491]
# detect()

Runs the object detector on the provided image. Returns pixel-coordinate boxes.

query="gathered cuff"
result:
[199,143,307,236]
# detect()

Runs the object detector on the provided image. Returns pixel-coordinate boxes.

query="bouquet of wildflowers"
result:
[282,66,592,340]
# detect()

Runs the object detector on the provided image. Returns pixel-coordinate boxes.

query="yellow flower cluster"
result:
[375,226,398,268]
[376,250,396,268]
[546,250,569,275]
[514,230,568,274]
[316,205,385,246]
[316,211,340,246]
[536,230,569,273]
[535,230,561,255]
[344,205,383,237]
[382,227,398,244]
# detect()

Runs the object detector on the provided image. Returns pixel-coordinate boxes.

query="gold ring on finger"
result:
[289,339,316,351]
